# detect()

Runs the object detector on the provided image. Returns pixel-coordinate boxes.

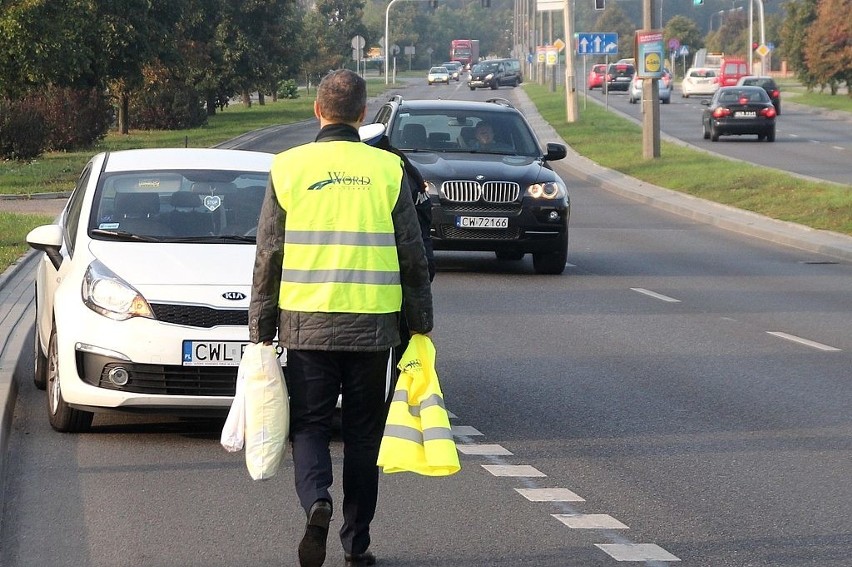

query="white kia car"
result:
[27,148,275,432]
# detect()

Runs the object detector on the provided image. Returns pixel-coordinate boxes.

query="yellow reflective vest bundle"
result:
[377,335,460,476]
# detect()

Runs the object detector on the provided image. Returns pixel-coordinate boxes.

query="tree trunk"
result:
[118,92,130,135]
[242,90,251,107]
[206,94,217,116]
[258,92,265,105]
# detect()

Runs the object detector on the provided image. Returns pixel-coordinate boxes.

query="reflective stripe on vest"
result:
[270,140,404,313]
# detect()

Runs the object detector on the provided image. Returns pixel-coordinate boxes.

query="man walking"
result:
[248,69,434,567]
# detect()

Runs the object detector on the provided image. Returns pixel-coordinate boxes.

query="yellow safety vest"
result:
[377,335,460,476]
[270,140,404,313]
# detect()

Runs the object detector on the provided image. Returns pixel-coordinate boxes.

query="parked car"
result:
[370,96,570,274]
[26,148,275,432]
[602,63,634,93]
[427,66,450,85]
[681,67,719,98]
[468,59,521,90]
[587,64,606,90]
[441,61,463,81]
[701,86,777,142]
[736,75,781,114]
[628,72,672,104]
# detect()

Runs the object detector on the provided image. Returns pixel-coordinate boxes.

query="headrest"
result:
[170,192,201,209]
[114,192,160,218]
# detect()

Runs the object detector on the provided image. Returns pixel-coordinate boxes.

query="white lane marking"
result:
[832,145,845,151]
[595,543,681,562]
[631,287,681,303]
[481,464,546,477]
[452,425,483,436]
[456,443,513,456]
[554,513,629,529]
[766,331,841,351]
[515,488,585,502]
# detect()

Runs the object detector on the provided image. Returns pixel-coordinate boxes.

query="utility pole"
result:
[563,0,578,121]
[642,0,661,159]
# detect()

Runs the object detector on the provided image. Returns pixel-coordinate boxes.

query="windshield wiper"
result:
[160,235,256,243]
[90,229,164,242]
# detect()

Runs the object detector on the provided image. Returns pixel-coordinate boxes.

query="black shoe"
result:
[298,500,332,567]
[344,551,376,566]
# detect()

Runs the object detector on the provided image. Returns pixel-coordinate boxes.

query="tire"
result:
[710,126,720,142]
[766,127,775,142]
[702,121,710,140]
[46,326,94,433]
[469,86,475,91]
[757,134,766,142]
[490,80,498,90]
[34,321,48,390]
[495,250,524,261]
[532,236,568,275]
[662,97,670,104]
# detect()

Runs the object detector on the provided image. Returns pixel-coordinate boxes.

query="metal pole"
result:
[563,0,578,122]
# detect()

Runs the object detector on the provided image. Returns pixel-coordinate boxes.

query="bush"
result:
[277,79,300,100]
[40,86,112,151]
[0,97,48,161]
[129,77,207,130]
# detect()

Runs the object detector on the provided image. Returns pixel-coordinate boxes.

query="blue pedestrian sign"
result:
[577,33,618,56]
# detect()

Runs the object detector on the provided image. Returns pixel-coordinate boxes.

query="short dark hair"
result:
[316,69,366,123]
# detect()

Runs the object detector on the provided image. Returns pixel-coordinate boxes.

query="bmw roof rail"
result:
[485,97,515,108]
[389,94,403,104]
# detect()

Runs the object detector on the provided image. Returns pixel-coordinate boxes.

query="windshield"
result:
[89,170,269,242]
[389,110,541,157]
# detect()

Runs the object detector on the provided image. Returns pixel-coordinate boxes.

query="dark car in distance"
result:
[602,63,634,93]
[736,75,781,115]
[468,59,522,90]
[370,96,570,274]
[702,86,777,142]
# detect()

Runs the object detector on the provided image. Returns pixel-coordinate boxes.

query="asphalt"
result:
[1,86,851,519]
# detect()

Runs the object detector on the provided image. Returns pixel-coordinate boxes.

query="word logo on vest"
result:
[307,171,372,191]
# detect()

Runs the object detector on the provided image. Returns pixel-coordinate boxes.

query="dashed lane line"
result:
[630,288,681,303]
[766,331,841,351]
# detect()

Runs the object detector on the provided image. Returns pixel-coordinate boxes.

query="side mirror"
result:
[544,143,567,162]
[26,224,64,270]
[701,99,711,106]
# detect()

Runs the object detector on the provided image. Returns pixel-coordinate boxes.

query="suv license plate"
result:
[182,341,284,366]
[456,216,508,229]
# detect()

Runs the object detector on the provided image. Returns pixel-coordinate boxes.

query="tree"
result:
[595,5,638,60]
[803,0,852,94]
[779,0,820,88]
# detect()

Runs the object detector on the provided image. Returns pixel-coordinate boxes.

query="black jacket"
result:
[248,123,434,351]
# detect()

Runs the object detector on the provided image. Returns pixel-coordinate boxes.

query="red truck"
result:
[449,39,479,69]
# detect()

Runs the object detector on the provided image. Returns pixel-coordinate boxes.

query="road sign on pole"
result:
[576,33,618,56]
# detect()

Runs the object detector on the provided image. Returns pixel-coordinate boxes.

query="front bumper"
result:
[430,199,569,253]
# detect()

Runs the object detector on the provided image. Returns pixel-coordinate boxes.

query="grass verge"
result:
[523,82,852,237]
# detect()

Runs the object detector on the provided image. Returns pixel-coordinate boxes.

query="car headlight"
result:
[526,182,565,199]
[82,260,153,320]
[485,73,494,80]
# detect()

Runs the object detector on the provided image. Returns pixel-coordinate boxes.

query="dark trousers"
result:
[286,349,392,555]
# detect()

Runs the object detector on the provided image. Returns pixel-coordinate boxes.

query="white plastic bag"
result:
[242,343,289,480]
[220,365,246,452]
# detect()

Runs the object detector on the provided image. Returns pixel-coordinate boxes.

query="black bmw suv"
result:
[370,96,570,274]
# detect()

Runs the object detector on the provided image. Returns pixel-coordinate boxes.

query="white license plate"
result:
[182,341,284,366]
[456,216,508,228]
[734,111,756,118]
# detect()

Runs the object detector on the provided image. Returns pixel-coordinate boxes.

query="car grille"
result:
[441,203,521,215]
[442,181,520,203]
[150,303,247,328]
[441,226,521,240]
[97,363,237,396]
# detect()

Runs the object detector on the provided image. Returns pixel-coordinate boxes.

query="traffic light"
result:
[594,0,605,10]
